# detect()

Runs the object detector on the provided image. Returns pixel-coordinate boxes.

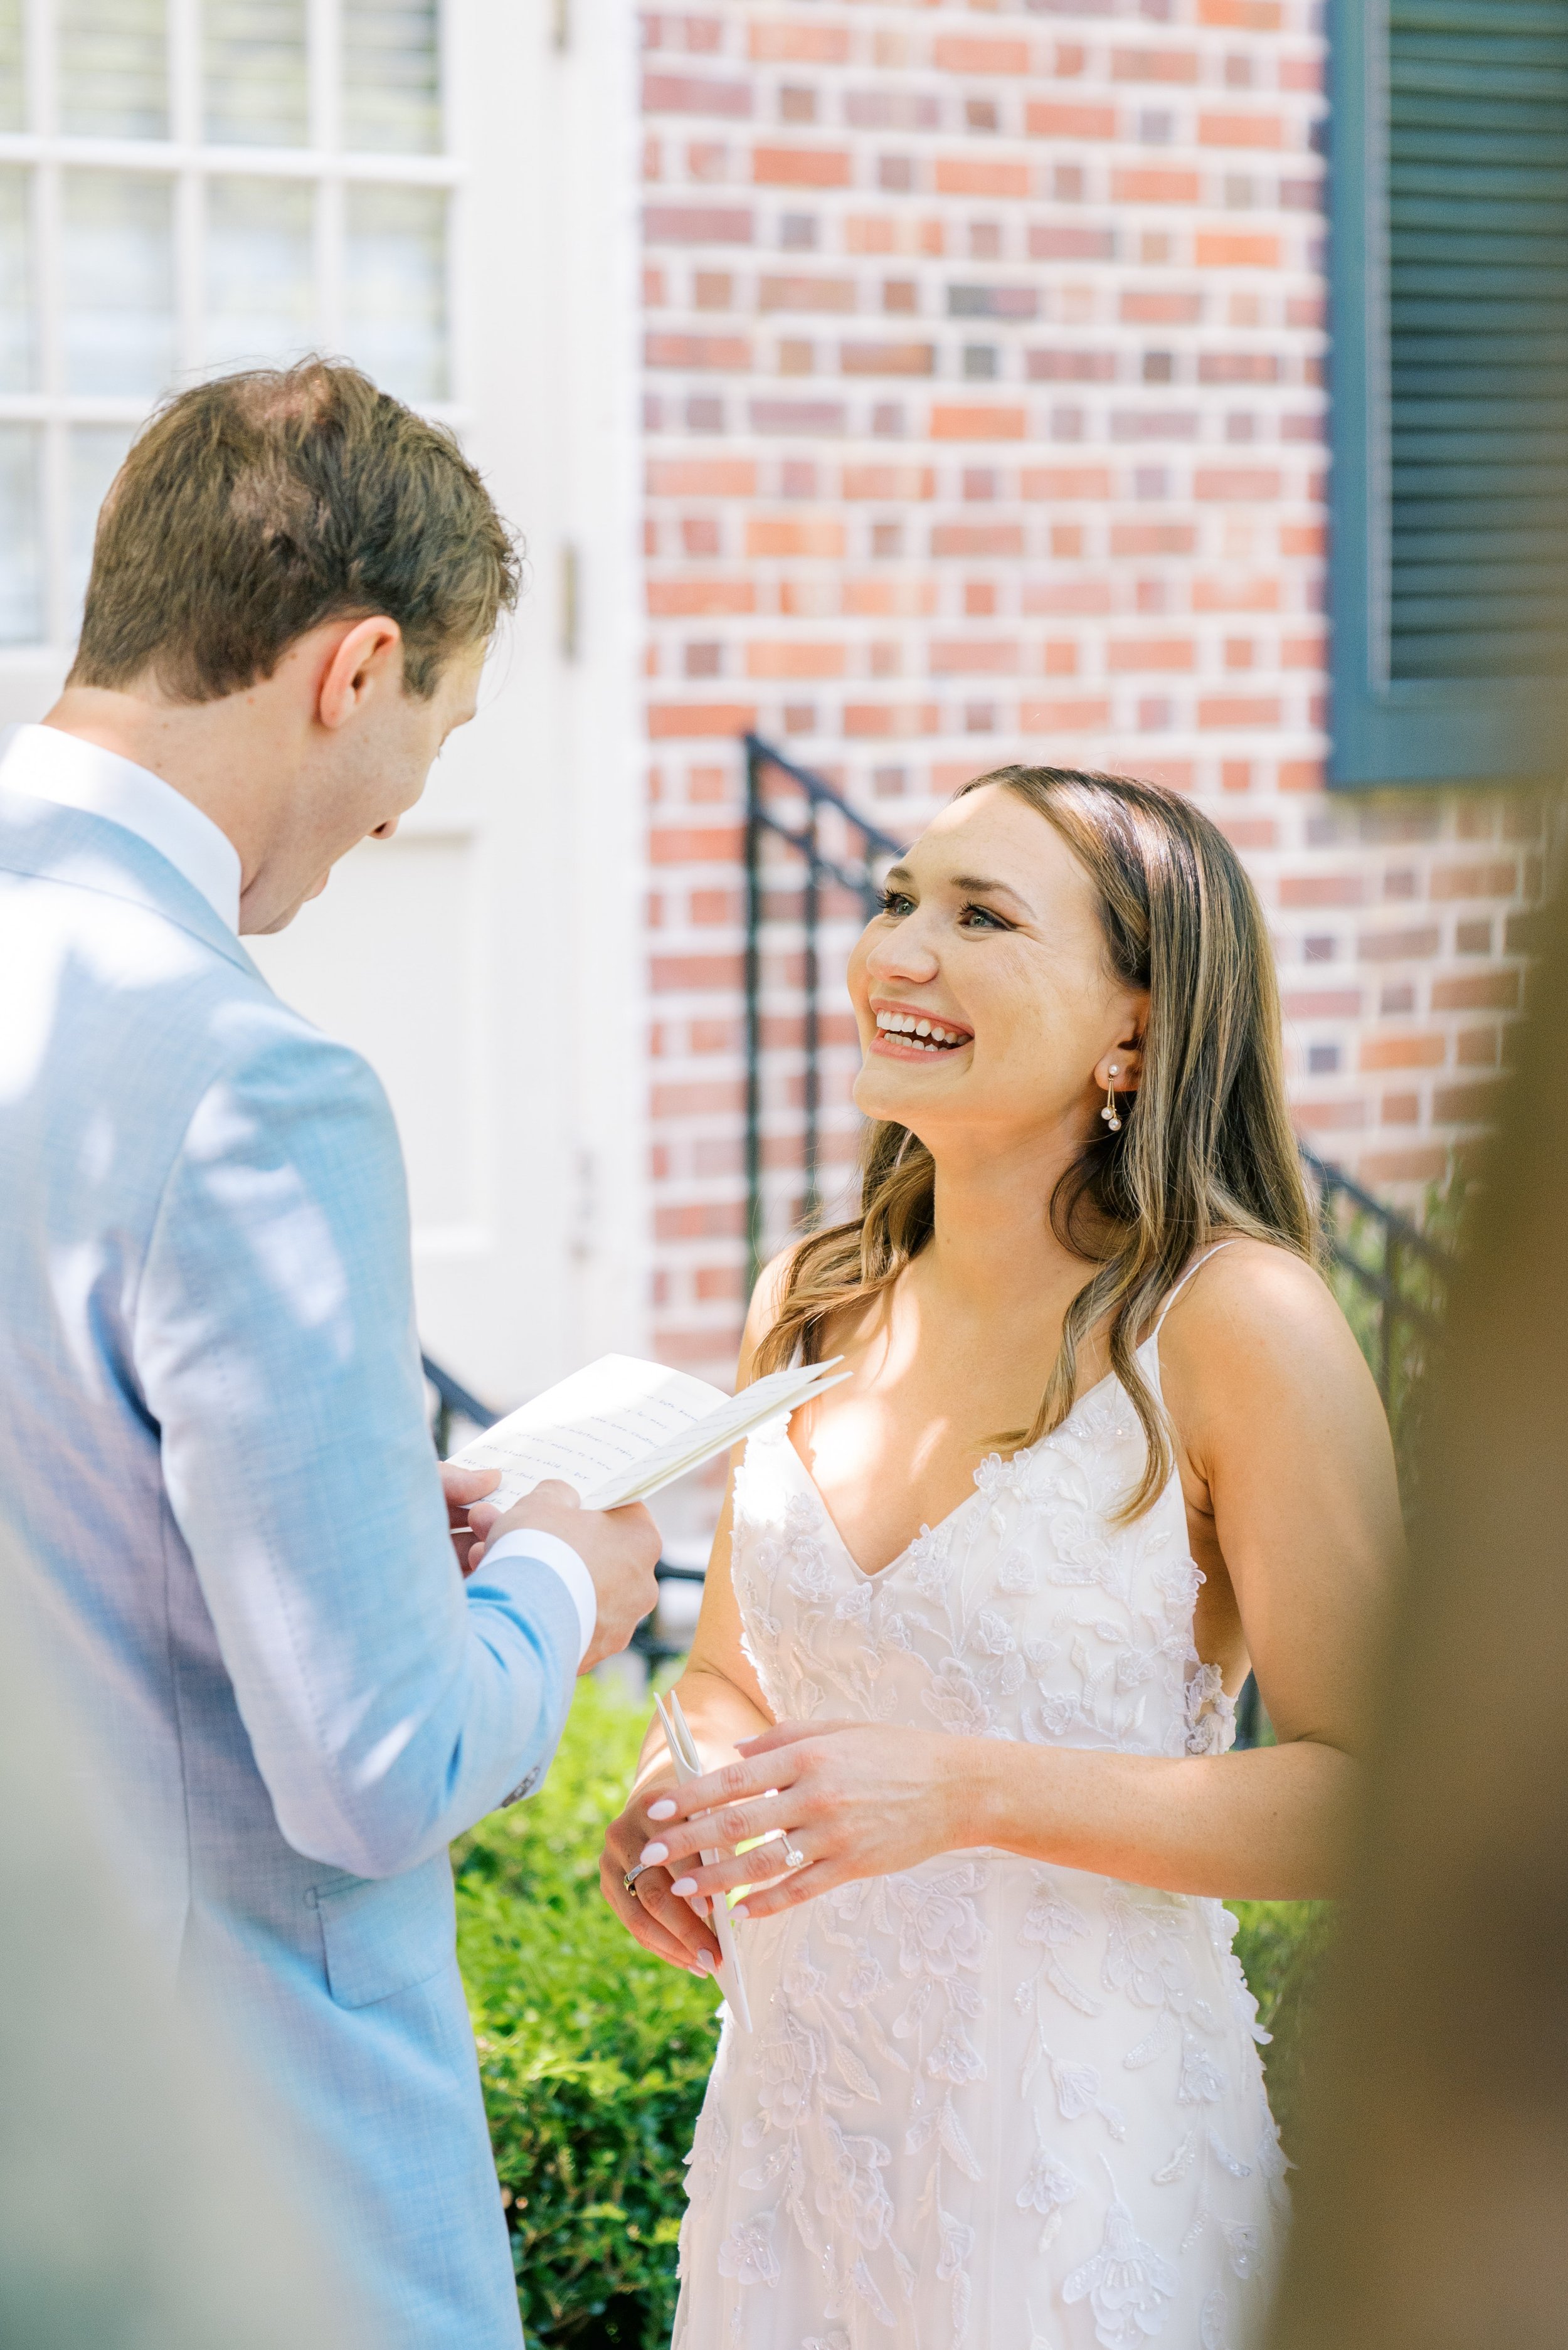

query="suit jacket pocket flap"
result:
[314,1854,456,2010]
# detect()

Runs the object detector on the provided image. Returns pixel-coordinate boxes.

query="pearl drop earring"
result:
[1100,1064,1122,1134]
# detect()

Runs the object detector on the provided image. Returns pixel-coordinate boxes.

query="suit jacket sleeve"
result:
[134,1019,578,1879]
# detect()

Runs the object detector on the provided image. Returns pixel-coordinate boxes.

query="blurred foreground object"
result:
[0,1528,369,2350]
[1266,882,1568,2348]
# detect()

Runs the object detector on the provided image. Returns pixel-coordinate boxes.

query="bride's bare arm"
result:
[638,1242,1403,1912]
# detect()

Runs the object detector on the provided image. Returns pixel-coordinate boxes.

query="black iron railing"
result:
[1297,1146,1451,1436]
[744,731,903,1291]
[421,1353,495,1461]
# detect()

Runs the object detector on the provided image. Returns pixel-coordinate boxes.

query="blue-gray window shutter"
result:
[1328,0,1568,788]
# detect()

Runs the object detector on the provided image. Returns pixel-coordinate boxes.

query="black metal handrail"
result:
[1298,1144,1450,1415]
[745,732,903,1291]
[421,1352,496,1460]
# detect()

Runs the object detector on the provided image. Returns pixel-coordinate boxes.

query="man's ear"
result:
[317,617,403,731]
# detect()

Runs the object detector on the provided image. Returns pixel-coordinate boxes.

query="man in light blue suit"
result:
[0,361,663,2347]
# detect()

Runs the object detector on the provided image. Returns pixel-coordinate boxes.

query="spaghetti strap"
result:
[1152,1238,1237,1336]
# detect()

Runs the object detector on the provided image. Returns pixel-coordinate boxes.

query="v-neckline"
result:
[780,1363,1125,1585]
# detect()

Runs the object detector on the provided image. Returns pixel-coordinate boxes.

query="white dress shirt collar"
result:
[0,722,243,935]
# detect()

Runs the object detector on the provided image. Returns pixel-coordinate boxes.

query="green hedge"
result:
[455,1679,719,2348]
[455,1681,1330,2349]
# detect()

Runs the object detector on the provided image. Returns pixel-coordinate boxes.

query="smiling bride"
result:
[601,765,1401,2350]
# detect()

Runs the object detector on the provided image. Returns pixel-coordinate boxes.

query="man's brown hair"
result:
[70,359,520,703]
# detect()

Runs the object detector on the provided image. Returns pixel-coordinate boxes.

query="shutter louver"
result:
[1388,0,1568,685]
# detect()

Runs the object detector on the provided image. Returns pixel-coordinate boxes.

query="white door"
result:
[0,0,647,1412]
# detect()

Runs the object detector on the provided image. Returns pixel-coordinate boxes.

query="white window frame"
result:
[1,0,463,650]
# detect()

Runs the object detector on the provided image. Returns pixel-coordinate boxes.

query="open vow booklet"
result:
[448,1353,849,1513]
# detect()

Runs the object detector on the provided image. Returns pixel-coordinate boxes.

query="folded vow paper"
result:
[447,1353,849,1513]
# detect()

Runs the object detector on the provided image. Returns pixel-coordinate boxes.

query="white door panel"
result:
[249,829,484,1237]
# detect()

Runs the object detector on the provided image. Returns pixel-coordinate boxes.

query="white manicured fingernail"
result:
[640,1843,668,1866]
[647,1798,676,1821]
[694,1949,714,1972]
[732,1904,749,1922]
[670,1875,697,1898]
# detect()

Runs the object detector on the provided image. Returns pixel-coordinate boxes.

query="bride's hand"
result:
[600,1778,723,1977]
[632,1720,971,1922]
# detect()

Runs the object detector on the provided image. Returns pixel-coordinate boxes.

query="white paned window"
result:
[0,167,30,388]
[60,1,170,140]
[0,0,454,648]
[0,4,24,134]
[344,182,447,401]
[0,423,43,642]
[203,2,309,148]
[343,0,440,154]
[63,171,177,395]
[205,176,314,369]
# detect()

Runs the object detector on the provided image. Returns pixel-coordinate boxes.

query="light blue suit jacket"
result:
[0,787,579,2348]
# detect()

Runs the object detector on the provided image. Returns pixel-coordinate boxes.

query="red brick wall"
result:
[639,0,1540,1387]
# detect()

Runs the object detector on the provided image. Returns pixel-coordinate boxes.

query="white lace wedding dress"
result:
[671,1283,1288,2350]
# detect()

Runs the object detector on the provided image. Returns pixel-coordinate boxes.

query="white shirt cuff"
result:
[483,1530,596,1666]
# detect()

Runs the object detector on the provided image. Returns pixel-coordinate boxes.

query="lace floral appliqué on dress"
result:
[672,1315,1287,2350]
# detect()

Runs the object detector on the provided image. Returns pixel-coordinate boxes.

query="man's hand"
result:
[467,1480,662,1673]
[438,1462,501,1575]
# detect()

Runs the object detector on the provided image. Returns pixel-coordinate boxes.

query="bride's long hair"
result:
[753,764,1316,1519]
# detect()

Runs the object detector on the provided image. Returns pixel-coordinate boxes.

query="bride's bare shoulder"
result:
[1158,1234,1380,1418]
[738,1239,881,1385]
[736,1242,809,1379]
